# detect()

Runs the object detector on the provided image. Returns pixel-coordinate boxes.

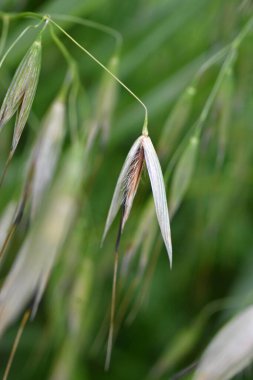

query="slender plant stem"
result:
[0,19,44,70]
[196,45,229,78]
[105,249,119,371]
[3,310,30,380]
[0,15,9,57]
[51,14,123,50]
[0,12,122,48]
[164,17,253,181]
[194,49,236,138]
[49,18,149,136]
[0,12,42,21]
[49,24,78,82]
[50,26,81,143]
[0,150,14,187]
[232,16,253,48]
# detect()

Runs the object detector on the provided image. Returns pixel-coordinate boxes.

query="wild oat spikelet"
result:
[0,36,42,156]
[102,134,172,266]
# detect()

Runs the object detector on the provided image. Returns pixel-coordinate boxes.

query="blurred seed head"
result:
[29,98,66,219]
[0,144,84,334]
[169,135,199,217]
[158,86,196,160]
[194,306,253,380]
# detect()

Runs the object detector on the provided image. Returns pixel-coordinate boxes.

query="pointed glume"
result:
[121,143,144,230]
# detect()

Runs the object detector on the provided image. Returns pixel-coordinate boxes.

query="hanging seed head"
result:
[102,134,172,266]
[0,37,42,153]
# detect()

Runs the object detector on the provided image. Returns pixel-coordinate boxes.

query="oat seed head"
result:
[102,134,172,266]
[0,37,42,154]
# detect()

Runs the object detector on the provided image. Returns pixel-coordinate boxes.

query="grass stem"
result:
[3,310,30,380]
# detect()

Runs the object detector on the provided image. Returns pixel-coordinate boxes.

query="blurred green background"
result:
[0,0,252,379]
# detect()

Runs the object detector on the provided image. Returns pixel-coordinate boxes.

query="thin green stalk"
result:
[49,24,78,84]
[105,249,119,371]
[51,14,123,51]
[0,15,9,57]
[0,12,42,21]
[49,24,80,142]
[164,17,253,181]
[232,16,253,48]
[196,45,229,78]
[49,18,149,136]
[194,49,236,138]
[0,12,122,49]
[0,19,44,70]
[3,310,30,380]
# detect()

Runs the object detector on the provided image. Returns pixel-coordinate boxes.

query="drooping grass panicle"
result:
[102,134,172,266]
[103,133,172,370]
[11,39,42,152]
[0,37,41,131]
[0,36,42,185]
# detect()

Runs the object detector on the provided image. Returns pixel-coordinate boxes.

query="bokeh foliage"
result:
[0,0,252,379]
